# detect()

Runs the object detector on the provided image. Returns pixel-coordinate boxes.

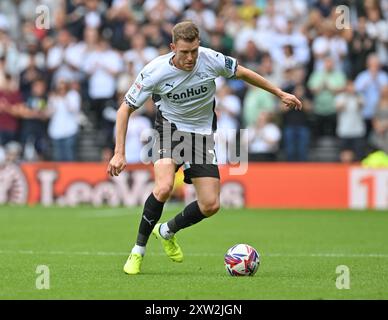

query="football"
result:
[224,244,260,276]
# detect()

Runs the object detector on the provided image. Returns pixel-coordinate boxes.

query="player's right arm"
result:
[107,101,135,177]
[107,68,155,177]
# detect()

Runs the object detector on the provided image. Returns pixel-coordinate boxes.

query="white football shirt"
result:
[125,46,238,134]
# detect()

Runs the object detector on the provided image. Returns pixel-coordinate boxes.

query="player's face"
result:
[171,39,200,71]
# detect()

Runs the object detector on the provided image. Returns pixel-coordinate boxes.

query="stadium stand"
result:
[0,0,387,163]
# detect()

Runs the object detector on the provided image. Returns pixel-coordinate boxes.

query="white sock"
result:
[159,222,175,240]
[131,244,146,256]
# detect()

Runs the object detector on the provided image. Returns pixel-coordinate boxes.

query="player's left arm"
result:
[235,65,303,110]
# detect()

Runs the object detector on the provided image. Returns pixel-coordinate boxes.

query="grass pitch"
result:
[0,205,387,300]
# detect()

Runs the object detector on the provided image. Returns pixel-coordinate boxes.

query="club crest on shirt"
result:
[195,72,208,80]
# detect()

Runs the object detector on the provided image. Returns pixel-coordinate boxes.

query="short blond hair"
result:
[172,21,200,44]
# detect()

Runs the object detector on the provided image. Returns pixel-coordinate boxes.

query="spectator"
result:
[0,24,19,77]
[335,80,366,162]
[142,22,171,51]
[242,54,279,127]
[346,16,376,80]
[281,84,312,162]
[215,84,241,164]
[66,0,107,39]
[369,85,388,154]
[308,56,346,137]
[302,8,324,46]
[114,19,140,51]
[46,80,81,161]
[123,111,153,164]
[18,79,49,161]
[83,36,123,129]
[274,19,310,68]
[0,74,22,145]
[245,112,282,162]
[144,0,184,25]
[273,45,300,76]
[354,54,388,136]
[312,20,348,72]
[123,33,159,75]
[257,0,288,34]
[184,0,217,33]
[46,29,85,88]
[46,28,74,74]
[0,0,385,164]
[365,5,388,68]
[313,0,335,18]
[19,53,45,99]
[4,140,22,164]
[237,0,261,23]
[274,0,308,22]
[0,55,7,90]
[238,40,262,71]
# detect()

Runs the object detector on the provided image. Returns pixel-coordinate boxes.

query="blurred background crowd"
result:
[0,0,387,164]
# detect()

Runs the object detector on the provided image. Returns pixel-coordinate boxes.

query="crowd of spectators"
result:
[0,0,387,164]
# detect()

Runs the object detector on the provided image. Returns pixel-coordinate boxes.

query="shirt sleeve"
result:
[124,70,154,109]
[208,49,238,79]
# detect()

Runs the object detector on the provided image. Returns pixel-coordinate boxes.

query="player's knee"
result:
[153,184,174,202]
[200,199,220,217]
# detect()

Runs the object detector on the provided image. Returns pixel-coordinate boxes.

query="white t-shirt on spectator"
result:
[144,0,184,13]
[124,48,159,75]
[184,8,217,31]
[48,90,81,139]
[247,124,282,153]
[312,36,348,71]
[47,45,66,70]
[83,49,123,99]
[215,93,241,164]
[216,94,241,133]
[274,0,307,21]
[335,93,366,138]
[65,42,88,71]
[257,14,288,33]
[275,32,310,65]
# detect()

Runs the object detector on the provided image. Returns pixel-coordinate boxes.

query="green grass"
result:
[0,205,387,299]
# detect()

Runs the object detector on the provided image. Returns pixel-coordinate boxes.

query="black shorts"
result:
[152,115,220,184]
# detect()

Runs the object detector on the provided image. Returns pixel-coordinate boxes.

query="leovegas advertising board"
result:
[0,162,387,209]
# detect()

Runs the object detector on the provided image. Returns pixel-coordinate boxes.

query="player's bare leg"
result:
[191,177,221,218]
[156,177,220,245]
[124,158,176,274]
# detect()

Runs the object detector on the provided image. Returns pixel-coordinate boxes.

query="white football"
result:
[224,244,260,276]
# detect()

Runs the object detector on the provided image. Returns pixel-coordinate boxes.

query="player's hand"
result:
[279,91,303,110]
[107,153,126,177]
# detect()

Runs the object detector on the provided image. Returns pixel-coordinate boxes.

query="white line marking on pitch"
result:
[0,250,388,258]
